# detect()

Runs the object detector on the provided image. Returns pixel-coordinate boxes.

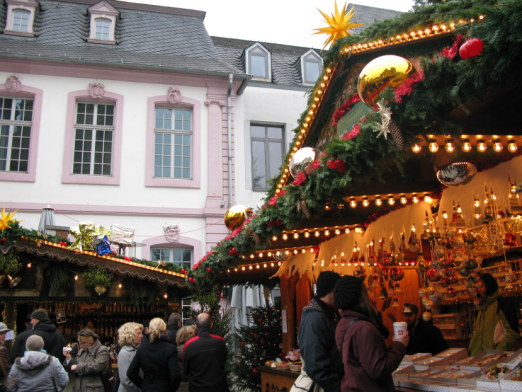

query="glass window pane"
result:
[268,141,283,179]
[304,60,321,84]
[250,54,267,78]
[252,140,266,190]
[251,125,265,139]
[267,127,282,140]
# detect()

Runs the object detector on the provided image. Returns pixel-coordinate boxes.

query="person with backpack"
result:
[7,334,68,392]
[468,273,520,356]
[63,328,111,392]
[334,275,408,392]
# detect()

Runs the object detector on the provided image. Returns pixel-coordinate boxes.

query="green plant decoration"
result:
[47,265,73,297]
[0,250,22,276]
[81,269,114,295]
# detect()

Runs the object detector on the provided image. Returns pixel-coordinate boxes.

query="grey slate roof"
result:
[212,36,319,89]
[349,3,402,35]
[0,0,245,78]
[211,3,401,89]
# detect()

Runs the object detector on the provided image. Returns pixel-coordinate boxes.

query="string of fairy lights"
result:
[412,134,521,154]
[274,15,487,195]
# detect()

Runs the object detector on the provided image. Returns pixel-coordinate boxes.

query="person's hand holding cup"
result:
[393,321,409,347]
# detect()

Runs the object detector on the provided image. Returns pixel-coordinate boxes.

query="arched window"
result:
[95,17,112,40]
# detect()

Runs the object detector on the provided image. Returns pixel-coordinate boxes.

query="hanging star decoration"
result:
[0,208,18,231]
[375,101,392,140]
[313,2,365,49]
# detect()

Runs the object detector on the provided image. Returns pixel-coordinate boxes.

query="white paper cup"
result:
[393,321,408,339]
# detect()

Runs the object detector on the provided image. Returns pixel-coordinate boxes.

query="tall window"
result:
[12,9,30,32]
[73,102,114,176]
[151,247,192,270]
[0,97,33,173]
[251,124,284,191]
[302,50,323,85]
[154,107,192,179]
[247,44,271,81]
[95,18,111,40]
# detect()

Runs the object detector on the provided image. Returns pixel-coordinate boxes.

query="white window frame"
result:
[62,89,123,186]
[301,49,323,86]
[153,106,193,180]
[246,43,271,82]
[4,0,38,37]
[72,102,115,176]
[150,247,193,270]
[87,1,118,44]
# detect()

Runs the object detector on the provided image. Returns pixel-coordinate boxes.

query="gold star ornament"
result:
[314,2,365,49]
[0,208,18,231]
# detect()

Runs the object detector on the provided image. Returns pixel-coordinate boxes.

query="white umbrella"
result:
[38,205,55,234]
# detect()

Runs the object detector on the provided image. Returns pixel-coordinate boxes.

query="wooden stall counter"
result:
[259,366,299,392]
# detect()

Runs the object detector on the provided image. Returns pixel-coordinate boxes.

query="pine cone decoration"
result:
[298,199,312,219]
[389,119,404,150]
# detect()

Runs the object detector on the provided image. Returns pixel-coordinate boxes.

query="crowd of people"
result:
[0,309,230,392]
[0,271,519,392]
[292,271,520,392]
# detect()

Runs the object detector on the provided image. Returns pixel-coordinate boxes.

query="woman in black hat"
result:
[334,275,408,392]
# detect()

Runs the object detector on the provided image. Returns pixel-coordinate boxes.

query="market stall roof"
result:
[3,238,186,287]
[186,0,522,290]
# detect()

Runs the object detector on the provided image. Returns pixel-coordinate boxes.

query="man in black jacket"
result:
[166,312,182,344]
[183,312,229,392]
[297,271,343,392]
[10,308,65,362]
[404,303,448,355]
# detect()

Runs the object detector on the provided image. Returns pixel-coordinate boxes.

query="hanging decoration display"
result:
[459,37,485,59]
[288,147,322,178]
[224,204,253,231]
[313,1,364,49]
[436,161,478,186]
[357,55,415,110]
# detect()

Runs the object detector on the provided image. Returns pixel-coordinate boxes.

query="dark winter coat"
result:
[406,318,448,355]
[183,328,228,392]
[166,325,179,345]
[336,310,405,392]
[297,297,343,392]
[7,351,68,392]
[127,335,180,392]
[10,321,65,362]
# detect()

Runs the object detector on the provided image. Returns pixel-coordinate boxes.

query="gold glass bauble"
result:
[224,204,253,230]
[289,147,321,178]
[357,55,415,110]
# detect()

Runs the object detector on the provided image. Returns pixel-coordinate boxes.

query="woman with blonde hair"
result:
[117,322,143,392]
[127,318,180,392]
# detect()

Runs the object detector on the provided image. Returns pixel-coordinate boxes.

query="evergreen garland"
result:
[232,306,282,392]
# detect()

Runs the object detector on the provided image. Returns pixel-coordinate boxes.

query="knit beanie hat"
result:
[26,334,44,351]
[334,275,363,310]
[315,271,341,298]
[31,308,49,322]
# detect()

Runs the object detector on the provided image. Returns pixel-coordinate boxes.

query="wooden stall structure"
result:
[0,237,187,342]
[202,0,522,360]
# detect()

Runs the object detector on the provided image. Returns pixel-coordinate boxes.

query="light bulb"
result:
[412,144,422,153]
[477,140,487,152]
[428,140,439,153]
[349,199,357,208]
[388,196,395,205]
[493,140,503,152]
[462,140,472,152]
[375,197,383,206]
[412,194,419,203]
[445,140,455,153]
[362,198,369,207]
[508,140,518,153]
[400,195,407,204]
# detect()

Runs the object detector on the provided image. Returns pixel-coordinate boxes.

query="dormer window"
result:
[87,1,118,44]
[301,50,323,86]
[4,0,38,37]
[246,43,271,81]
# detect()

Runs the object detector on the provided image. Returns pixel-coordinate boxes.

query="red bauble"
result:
[426,268,442,282]
[459,38,484,59]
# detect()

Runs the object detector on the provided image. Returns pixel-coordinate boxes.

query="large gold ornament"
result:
[314,2,364,49]
[357,55,414,110]
[289,147,321,178]
[224,204,253,231]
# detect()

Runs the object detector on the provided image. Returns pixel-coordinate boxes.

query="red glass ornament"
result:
[459,38,484,59]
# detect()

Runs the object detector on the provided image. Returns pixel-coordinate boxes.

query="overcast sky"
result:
[124,0,415,48]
